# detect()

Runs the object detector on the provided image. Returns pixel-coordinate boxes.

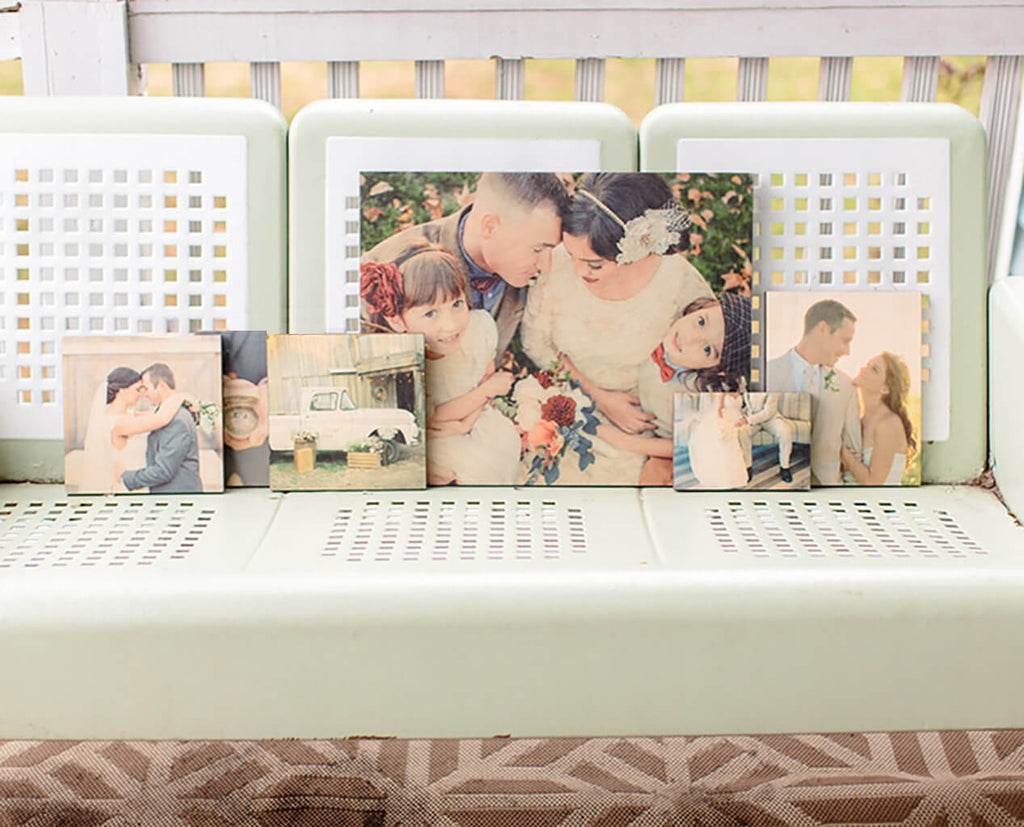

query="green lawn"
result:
[0,56,986,124]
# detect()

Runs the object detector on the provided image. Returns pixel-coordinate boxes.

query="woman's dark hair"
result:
[564,173,689,262]
[106,367,142,404]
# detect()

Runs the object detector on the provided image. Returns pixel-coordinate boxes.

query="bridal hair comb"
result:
[577,190,692,265]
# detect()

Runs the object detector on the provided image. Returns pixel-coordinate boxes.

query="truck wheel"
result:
[382,438,400,465]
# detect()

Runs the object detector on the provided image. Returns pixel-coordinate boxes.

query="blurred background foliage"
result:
[665,172,753,294]
[0,57,988,125]
[359,172,480,252]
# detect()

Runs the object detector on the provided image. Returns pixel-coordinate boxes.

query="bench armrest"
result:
[989,277,1024,520]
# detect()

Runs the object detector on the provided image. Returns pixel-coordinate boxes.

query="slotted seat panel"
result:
[0,484,1022,740]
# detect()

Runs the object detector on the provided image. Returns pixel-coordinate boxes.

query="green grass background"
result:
[0,57,986,124]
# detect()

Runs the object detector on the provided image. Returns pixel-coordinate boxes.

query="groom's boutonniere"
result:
[824,369,840,392]
[184,398,221,432]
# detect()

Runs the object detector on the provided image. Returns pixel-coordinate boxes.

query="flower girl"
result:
[361,241,521,485]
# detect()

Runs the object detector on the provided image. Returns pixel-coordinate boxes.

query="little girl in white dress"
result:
[361,241,521,485]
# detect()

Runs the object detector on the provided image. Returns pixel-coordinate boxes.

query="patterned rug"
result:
[1,732,1023,825]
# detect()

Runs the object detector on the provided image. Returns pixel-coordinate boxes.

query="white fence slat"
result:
[250,59,281,107]
[0,3,19,61]
[575,57,605,102]
[126,3,1024,65]
[495,57,525,100]
[655,58,686,105]
[737,57,769,102]
[818,56,853,101]
[980,55,1024,282]
[328,60,359,98]
[900,55,940,101]
[172,62,206,96]
[415,59,445,98]
[19,0,133,95]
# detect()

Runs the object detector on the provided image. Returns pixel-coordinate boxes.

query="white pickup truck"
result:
[269,386,419,463]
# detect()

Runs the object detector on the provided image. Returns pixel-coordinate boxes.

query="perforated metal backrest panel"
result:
[675,138,948,441]
[0,133,248,440]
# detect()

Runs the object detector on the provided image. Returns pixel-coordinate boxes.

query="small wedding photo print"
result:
[216,330,269,487]
[358,171,754,486]
[62,336,224,495]
[765,290,922,486]
[673,392,811,491]
[267,333,425,491]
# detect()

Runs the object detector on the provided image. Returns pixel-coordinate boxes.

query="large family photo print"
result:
[358,171,754,486]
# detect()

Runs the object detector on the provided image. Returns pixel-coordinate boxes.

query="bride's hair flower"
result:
[615,203,692,265]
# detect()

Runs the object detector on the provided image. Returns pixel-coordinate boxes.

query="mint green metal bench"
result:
[0,0,1023,753]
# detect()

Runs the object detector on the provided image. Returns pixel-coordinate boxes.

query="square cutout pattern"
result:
[675,138,949,441]
[0,134,248,439]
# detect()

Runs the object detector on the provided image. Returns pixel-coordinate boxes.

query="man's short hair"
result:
[804,299,856,334]
[482,173,570,219]
[142,362,176,389]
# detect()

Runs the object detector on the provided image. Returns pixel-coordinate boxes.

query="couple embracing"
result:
[767,299,916,486]
[79,363,201,494]
[361,172,749,486]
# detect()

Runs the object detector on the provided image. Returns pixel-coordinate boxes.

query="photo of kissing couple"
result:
[358,170,754,486]
[63,336,224,495]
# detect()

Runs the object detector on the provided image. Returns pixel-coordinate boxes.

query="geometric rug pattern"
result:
[2,732,1024,825]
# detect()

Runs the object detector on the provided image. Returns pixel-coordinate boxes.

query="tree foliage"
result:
[359,172,481,252]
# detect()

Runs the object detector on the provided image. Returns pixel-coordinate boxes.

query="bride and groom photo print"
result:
[358,170,755,486]
[673,391,812,491]
[62,336,224,495]
[765,290,923,487]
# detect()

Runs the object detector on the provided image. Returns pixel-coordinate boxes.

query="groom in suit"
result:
[737,392,795,483]
[766,299,861,485]
[121,363,203,493]
[362,173,568,359]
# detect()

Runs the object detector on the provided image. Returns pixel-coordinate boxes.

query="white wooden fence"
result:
[3,0,1024,277]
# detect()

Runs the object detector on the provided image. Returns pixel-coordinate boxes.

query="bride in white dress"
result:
[840,352,916,486]
[76,367,189,494]
[687,393,749,488]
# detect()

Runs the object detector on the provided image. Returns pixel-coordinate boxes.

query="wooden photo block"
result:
[266,333,426,491]
[673,391,812,491]
[214,330,270,488]
[62,335,224,495]
[764,290,923,486]
[359,171,753,487]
